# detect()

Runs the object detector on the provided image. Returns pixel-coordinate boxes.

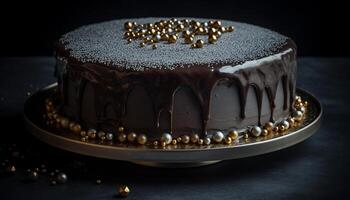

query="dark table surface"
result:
[0,57,349,200]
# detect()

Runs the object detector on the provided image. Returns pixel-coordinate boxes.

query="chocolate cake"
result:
[52,17,301,146]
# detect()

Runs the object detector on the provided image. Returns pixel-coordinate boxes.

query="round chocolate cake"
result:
[53,17,299,145]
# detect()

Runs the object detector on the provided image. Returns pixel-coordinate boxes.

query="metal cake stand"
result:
[24,83,322,168]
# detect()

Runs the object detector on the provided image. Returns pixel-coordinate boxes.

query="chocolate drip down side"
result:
[55,47,296,138]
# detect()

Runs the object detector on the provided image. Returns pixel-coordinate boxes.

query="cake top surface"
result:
[58,17,293,71]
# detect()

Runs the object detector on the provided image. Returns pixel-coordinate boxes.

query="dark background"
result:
[0,0,348,57]
[1,1,350,200]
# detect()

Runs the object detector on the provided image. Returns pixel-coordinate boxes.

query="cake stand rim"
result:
[24,83,322,166]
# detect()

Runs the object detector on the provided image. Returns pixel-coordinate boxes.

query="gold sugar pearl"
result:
[161,141,167,147]
[262,129,269,136]
[127,132,137,142]
[127,38,132,43]
[80,130,86,137]
[152,44,157,49]
[124,32,131,38]
[243,133,249,139]
[287,118,295,127]
[137,134,147,145]
[208,27,217,34]
[195,39,204,48]
[140,42,145,47]
[72,124,81,133]
[124,22,133,30]
[60,118,69,129]
[176,24,185,32]
[196,27,205,35]
[182,30,191,38]
[228,26,235,32]
[279,125,286,132]
[219,26,226,33]
[184,36,194,44]
[118,126,125,133]
[225,137,232,144]
[150,28,157,35]
[212,20,222,28]
[171,139,177,145]
[168,35,177,43]
[190,134,199,143]
[153,140,159,146]
[208,35,218,44]
[198,139,204,145]
[176,137,182,143]
[181,135,190,144]
[118,185,130,197]
[118,133,127,142]
[264,122,274,132]
[228,130,238,140]
[161,33,170,41]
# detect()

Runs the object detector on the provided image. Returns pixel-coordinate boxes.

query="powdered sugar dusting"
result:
[59,17,289,71]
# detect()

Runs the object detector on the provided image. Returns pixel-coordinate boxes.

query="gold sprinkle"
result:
[208,35,218,44]
[124,21,133,30]
[228,26,235,32]
[195,39,204,48]
[153,140,159,146]
[123,18,235,49]
[168,35,177,43]
[184,36,194,44]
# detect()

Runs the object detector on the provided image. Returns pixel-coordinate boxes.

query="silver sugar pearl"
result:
[28,171,39,181]
[57,172,68,184]
[106,133,114,141]
[213,131,224,143]
[155,34,161,41]
[293,110,303,121]
[97,131,106,139]
[203,137,211,145]
[160,133,172,145]
[87,128,97,135]
[281,120,290,129]
[250,126,262,137]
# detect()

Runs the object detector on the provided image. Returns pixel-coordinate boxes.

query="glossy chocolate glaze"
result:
[54,18,297,138]
[55,44,296,139]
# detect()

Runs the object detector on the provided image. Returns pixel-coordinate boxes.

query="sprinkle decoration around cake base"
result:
[42,95,308,148]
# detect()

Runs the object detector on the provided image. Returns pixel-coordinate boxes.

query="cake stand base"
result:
[24,83,322,168]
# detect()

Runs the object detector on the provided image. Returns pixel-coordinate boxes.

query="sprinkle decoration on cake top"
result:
[122,18,235,49]
[58,17,291,71]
